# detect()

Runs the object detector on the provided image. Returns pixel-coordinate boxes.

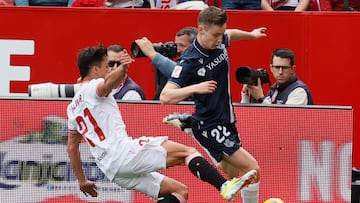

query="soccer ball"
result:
[263,198,285,203]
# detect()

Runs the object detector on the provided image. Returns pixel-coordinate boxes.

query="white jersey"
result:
[67,78,132,180]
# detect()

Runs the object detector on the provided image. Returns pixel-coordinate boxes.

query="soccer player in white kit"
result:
[66,44,256,202]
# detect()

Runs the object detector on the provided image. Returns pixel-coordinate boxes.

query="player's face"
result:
[198,23,226,50]
[97,56,111,78]
[270,56,295,85]
[175,34,192,55]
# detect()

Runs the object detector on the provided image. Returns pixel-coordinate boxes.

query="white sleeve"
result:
[262,96,272,104]
[285,87,308,105]
[67,116,77,131]
[241,91,272,104]
[240,91,250,103]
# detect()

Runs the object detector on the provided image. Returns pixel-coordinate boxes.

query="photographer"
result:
[241,48,313,105]
[107,44,145,100]
[134,26,197,100]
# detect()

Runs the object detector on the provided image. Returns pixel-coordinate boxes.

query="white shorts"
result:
[112,136,168,199]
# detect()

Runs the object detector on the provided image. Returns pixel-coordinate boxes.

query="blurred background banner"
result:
[0,99,352,202]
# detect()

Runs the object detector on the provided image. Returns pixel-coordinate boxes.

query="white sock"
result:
[240,182,259,203]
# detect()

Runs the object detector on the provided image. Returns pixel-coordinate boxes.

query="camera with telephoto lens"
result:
[235,66,270,85]
[28,82,80,98]
[130,41,177,59]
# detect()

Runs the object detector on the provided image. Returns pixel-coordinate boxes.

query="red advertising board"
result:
[0,99,352,202]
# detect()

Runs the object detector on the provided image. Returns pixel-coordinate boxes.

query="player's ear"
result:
[198,25,204,33]
[92,65,99,74]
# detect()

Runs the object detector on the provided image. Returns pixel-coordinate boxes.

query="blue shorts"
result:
[191,121,241,164]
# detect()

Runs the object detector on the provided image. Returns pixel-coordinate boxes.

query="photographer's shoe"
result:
[220,169,257,201]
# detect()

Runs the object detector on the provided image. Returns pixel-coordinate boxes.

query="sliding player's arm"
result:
[67,131,98,197]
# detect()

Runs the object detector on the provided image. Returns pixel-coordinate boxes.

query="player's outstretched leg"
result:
[185,152,256,201]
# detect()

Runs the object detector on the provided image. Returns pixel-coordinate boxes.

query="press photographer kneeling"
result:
[239,48,314,105]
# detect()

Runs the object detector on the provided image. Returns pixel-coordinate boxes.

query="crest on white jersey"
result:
[171,65,183,78]
[197,67,206,77]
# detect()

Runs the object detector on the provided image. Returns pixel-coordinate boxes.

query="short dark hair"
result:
[107,44,124,53]
[77,44,107,79]
[198,6,227,28]
[272,48,295,66]
[176,27,198,43]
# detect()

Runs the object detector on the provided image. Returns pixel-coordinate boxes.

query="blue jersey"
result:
[168,34,236,127]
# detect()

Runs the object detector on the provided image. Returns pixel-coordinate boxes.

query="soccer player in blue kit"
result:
[160,6,267,203]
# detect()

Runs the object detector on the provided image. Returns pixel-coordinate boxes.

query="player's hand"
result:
[194,80,217,94]
[251,27,267,39]
[79,180,98,197]
[119,49,134,69]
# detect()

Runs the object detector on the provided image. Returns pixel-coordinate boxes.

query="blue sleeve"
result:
[151,53,176,78]
[15,0,29,5]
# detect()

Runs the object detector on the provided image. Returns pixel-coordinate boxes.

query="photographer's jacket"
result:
[112,75,145,100]
[265,75,313,105]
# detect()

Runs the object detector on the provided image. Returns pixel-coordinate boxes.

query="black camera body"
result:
[131,41,177,59]
[235,66,270,85]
